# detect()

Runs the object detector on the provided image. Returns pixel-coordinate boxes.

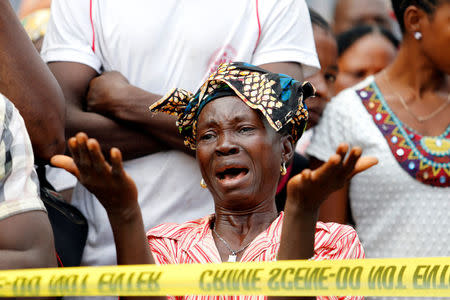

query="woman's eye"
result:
[200,133,215,140]
[239,126,255,133]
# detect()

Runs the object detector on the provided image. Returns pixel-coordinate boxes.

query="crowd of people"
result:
[0,0,448,300]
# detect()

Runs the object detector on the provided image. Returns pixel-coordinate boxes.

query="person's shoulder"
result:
[258,0,307,14]
[328,76,375,113]
[315,221,361,250]
[336,76,375,99]
[146,215,212,242]
[316,221,358,238]
[259,0,303,6]
[0,93,21,128]
[315,221,363,258]
[0,92,12,109]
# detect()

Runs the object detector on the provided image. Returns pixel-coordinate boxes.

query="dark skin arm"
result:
[259,62,304,82]
[85,71,190,155]
[51,133,163,300]
[0,211,56,269]
[48,62,166,160]
[273,144,376,300]
[0,1,65,161]
[309,156,350,224]
[84,62,304,156]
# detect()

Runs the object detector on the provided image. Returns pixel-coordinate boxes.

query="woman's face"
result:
[196,96,290,211]
[305,26,338,129]
[335,33,397,93]
[420,2,450,74]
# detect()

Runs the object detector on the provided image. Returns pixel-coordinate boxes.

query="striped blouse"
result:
[147,212,364,300]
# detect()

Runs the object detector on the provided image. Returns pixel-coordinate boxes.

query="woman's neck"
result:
[215,209,277,230]
[212,208,278,263]
[387,40,448,95]
[213,204,278,241]
[377,38,450,136]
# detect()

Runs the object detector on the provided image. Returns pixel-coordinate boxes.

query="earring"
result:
[414,31,422,40]
[280,162,287,176]
[200,178,208,189]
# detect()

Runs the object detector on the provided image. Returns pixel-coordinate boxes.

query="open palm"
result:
[51,132,138,216]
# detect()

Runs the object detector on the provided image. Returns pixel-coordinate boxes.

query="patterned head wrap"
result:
[150,62,315,149]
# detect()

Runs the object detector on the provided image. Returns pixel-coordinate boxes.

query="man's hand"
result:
[86,71,130,117]
[286,143,378,214]
[51,132,138,218]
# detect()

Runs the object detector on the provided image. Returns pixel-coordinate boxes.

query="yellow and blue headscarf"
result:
[150,62,315,149]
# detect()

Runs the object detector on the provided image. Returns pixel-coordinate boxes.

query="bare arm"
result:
[51,133,164,300]
[85,71,190,154]
[48,62,167,160]
[0,211,56,269]
[309,157,350,224]
[318,186,350,224]
[273,145,377,300]
[0,1,65,161]
[259,62,304,82]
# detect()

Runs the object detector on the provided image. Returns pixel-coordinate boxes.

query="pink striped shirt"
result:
[147,212,364,300]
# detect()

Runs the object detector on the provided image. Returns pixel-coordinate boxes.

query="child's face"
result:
[305,26,338,129]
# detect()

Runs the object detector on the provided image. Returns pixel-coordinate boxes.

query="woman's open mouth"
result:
[216,166,249,186]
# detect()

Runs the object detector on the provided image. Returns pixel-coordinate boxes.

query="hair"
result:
[391,0,447,32]
[309,8,332,33]
[337,25,400,56]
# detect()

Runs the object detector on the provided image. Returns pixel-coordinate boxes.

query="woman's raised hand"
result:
[286,143,378,215]
[51,132,138,217]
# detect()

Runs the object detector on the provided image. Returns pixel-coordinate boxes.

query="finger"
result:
[332,143,349,172]
[76,132,92,169]
[336,143,349,158]
[350,157,378,177]
[86,138,110,174]
[342,147,362,177]
[67,137,80,165]
[50,155,80,178]
[286,168,311,195]
[110,147,124,177]
[311,153,341,181]
[301,168,312,182]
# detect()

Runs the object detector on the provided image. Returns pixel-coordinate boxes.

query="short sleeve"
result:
[147,222,184,266]
[41,0,102,72]
[314,222,365,300]
[252,0,320,77]
[306,89,358,162]
[0,95,44,220]
[147,235,177,266]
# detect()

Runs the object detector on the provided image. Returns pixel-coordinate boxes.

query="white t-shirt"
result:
[307,76,449,271]
[42,0,319,274]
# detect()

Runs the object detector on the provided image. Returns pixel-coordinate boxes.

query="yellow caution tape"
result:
[0,257,449,297]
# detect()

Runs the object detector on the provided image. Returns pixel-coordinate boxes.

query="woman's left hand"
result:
[286,143,378,215]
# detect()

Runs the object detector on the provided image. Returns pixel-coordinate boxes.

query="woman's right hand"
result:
[51,132,138,218]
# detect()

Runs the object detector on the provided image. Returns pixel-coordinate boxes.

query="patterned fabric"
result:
[150,62,315,149]
[21,9,51,42]
[0,94,44,220]
[357,84,450,187]
[147,212,364,300]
